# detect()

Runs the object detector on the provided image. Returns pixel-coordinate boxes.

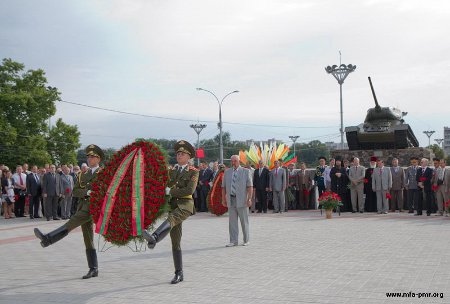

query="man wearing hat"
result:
[33,144,104,279]
[142,140,199,284]
[314,157,327,197]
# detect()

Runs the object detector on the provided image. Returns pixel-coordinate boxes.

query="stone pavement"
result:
[1,210,450,304]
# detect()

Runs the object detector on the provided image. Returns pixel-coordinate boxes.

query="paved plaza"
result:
[1,210,450,304]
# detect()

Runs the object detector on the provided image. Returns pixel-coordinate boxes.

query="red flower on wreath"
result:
[89,141,168,246]
[207,168,228,216]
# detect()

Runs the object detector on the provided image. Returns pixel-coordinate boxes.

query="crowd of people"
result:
[0,162,89,220]
[193,155,450,217]
[2,155,449,220]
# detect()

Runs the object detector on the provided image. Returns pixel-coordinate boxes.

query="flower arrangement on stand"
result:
[318,191,343,219]
[90,140,169,246]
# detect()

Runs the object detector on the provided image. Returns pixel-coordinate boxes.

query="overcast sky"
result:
[1,0,449,151]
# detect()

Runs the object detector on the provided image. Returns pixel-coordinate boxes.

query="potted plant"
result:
[318,191,343,219]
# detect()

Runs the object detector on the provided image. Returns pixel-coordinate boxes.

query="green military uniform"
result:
[142,140,199,284]
[167,163,199,250]
[33,144,104,279]
[65,168,101,249]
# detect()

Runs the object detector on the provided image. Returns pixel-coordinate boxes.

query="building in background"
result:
[444,127,450,156]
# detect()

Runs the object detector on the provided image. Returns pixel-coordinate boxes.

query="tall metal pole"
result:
[190,123,207,166]
[423,130,435,147]
[435,138,444,148]
[325,59,356,150]
[196,88,239,164]
[288,135,299,158]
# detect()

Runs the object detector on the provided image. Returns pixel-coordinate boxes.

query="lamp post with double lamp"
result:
[189,123,207,166]
[423,130,435,147]
[435,138,444,149]
[196,88,239,164]
[325,62,356,150]
[288,135,299,158]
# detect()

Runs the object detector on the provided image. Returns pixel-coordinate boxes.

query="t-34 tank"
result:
[345,77,419,150]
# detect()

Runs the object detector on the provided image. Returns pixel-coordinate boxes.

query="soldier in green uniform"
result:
[33,144,104,279]
[143,140,199,284]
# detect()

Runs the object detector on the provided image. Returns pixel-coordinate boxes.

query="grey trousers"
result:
[228,196,249,245]
[60,195,72,218]
[272,190,285,212]
[436,185,448,213]
[376,190,389,213]
[350,184,364,212]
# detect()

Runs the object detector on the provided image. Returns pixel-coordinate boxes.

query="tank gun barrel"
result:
[368,77,380,109]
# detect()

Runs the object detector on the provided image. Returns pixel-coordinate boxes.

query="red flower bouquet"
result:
[207,167,228,216]
[385,192,392,199]
[90,140,169,246]
[432,184,439,192]
[318,191,343,210]
[363,178,369,184]
[419,177,427,182]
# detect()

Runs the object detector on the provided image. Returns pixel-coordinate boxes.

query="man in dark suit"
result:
[41,164,62,221]
[253,160,270,213]
[198,161,213,212]
[26,165,42,219]
[416,158,433,216]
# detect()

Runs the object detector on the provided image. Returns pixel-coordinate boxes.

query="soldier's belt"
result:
[172,195,193,200]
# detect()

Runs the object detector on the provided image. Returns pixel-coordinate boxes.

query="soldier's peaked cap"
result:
[85,144,104,159]
[174,140,195,156]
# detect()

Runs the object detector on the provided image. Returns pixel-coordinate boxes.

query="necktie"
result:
[379,168,382,175]
[19,174,23,185]
[231,169,238,196]
[35,173,39,183]
[275,168,278,176]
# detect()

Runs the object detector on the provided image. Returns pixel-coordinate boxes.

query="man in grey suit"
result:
[222,155,253,247]
[269,160,286,213]
[433,159,449,216]
[372,159,392,214]
[348,157,365,213]
[42,164,63,221]
[405,157,419,213]
[390,158,405,212]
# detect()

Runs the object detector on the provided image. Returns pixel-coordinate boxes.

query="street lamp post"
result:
[288,135,299,158]
[190,123,207,166]
[435,138,444,148]
[325,61,356,150]
[196,88,239,164]
[423,130,435,147]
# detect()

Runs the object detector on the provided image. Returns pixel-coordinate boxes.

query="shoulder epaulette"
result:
[188,165,199,171]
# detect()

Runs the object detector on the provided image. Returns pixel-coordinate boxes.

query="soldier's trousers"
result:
[64,199,95,250]
[167,207,191,251]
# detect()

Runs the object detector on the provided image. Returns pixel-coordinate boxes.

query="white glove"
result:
[87,190,92,196]
[165,187,171,195]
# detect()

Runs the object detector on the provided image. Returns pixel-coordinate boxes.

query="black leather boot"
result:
[171,249,183,284]
[34,226,69,248]
[142,220,171,249]
[82,249,98,279]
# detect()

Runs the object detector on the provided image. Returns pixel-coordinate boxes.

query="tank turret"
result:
[345,77,419,150]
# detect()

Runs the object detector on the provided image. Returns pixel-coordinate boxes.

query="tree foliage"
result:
[0,58,80,168]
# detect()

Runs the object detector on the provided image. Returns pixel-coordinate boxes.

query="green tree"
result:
[0,58,79,167]
[47,118,81,164]
[297,140,330,167]
[428,144,445,160]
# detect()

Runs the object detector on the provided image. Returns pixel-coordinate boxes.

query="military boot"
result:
[171,249,183,284]
[82,249,98,279]
[142,220,171,249]
[34,226,69,248]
